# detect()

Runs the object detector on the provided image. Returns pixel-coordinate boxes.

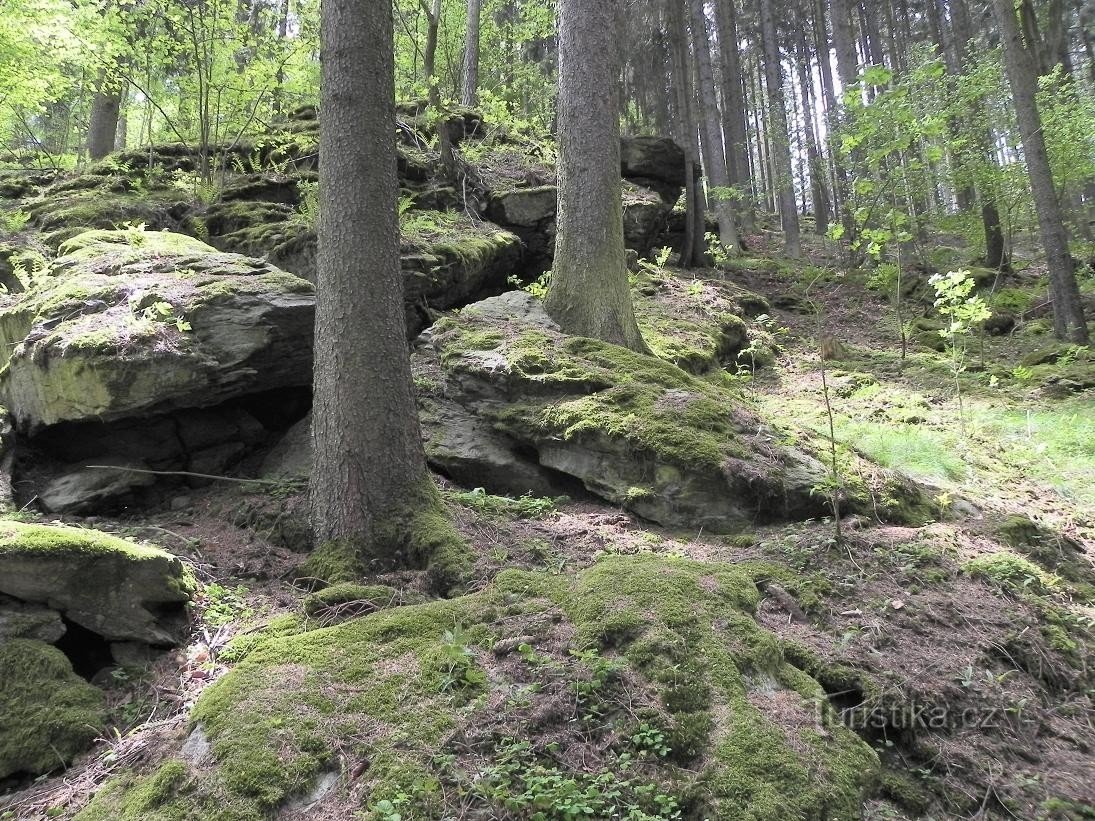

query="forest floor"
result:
[2,231,1093,821]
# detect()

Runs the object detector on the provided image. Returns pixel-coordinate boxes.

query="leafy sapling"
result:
[929,269,992,435]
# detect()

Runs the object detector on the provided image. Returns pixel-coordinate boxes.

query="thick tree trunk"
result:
[992,0,1088,342]
[687,0,740,252]
[87,81,122,161]
[312,0,437,548]
[759,0,801,257]
[461,0,482,106]
[545,0,646,352]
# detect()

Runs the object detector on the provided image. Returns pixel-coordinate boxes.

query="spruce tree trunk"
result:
[667,0,707,268]
[87,83,121,161]
[795,27,831,234]
[687,0,740,253]
[992,0,1089,343]
[759,0,801,257]
[461,0,482,107]
[713,0,756,233]
[312,0,436,546]
[545,0,646,352]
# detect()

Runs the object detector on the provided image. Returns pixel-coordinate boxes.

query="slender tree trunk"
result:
[759,0,801,256]
[714,0,756,233]
[831,0,861,252]
[992,0,1088,342]
[796,27,831,233]
[461,0,482,106]
[421,0,442,107]
[546,0,646,351]
[688,0,740,252]
[668,0,706,267]
[87,79,122,161]
[313,0,439,548]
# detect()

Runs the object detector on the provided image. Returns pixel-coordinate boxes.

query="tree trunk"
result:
[667,0,706,268]
[795,26,831,234]
[546,0,646,352]
[461,0,482,106]
[687,0,740,252]
[992,0,1088,342]
[759,0,801,257]
[87,80,122,161]
[421,0,442,107]
[313,0,446,555]
[714,0,756,233]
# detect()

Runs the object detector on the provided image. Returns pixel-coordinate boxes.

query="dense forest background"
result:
[2,0,1094,289]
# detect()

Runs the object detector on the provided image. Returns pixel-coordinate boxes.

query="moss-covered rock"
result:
[0,228,314,432]
[413,291,841,532]
[0,638,106,778]
[0,520,194,645]
[77,555,877,820]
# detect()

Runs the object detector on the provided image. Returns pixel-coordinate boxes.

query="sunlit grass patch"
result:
[837,421,967,483]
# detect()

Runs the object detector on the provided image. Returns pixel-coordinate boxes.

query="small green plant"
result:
[294,179,319,228]
[509,270,552,299]
[436,621,487,696]
[929,269,992,434]
[137,300,193,333]
[1,208,30,232]
[201,583,253,627]
[629,723,670,759]
[705,231,730,266]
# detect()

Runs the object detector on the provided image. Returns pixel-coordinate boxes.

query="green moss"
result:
[300,480,472,595]
[0,639,106,779]
[0,519,181,563]
[86,555,877,820]
[492,334,749,470]
[876,767,933,814]
[964,551,1060,596]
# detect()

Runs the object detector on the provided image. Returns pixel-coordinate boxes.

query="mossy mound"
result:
[0,638,106,779]
[631,268,770,374]
[0,520,194,644]
[77,555,877,820]
[416,291,848,532]
[0,228,314,431]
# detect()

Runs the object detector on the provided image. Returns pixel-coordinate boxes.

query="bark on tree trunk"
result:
[795,26,831,234]
[667,0,706,268]
[714,0,756,233]
[545,0,647,352]
[87,81,122,161]
[312,0,441,551]
[992,0,1089,342]
[461,0,482,106]
[687,0,740,252]
[759,0,801,257]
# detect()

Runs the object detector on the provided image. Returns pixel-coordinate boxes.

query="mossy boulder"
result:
[0,520,193,645]
[76,555,877,820]
[0,638,106,778]
[0,228,315,432]
[413,291,835,532]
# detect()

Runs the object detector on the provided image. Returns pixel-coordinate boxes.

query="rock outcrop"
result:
[0,228,314,433]
[0,521,193,646]
[0,521,192,779]
[411,291,833,532]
